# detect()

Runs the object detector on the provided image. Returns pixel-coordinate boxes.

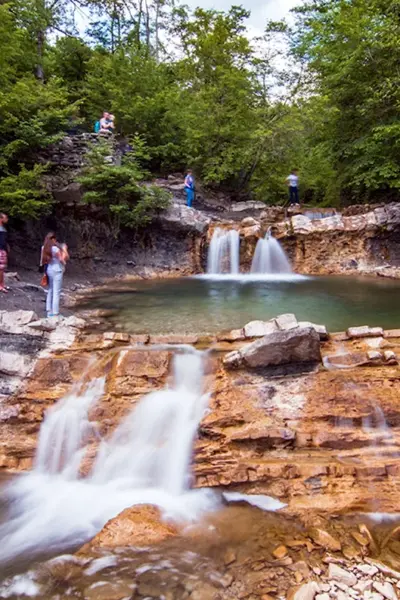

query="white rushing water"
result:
[207,228,240,275]
[251,231,292,274]
[0,352,217,564]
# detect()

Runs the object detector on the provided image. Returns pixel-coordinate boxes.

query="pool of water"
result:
[83,274,400,334]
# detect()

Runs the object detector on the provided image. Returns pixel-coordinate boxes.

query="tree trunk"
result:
[144,0,150,51]
[137,0,143,47]
[36,29,45,81]
[154,0,160,60]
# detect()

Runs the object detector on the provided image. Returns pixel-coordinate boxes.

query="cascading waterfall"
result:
[207,228,240,275]
[0,352,217,564]
[251,229,292,274]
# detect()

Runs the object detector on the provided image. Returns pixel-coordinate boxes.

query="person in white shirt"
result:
[286,169,299,205]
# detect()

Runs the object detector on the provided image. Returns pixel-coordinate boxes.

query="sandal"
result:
[0,287,9,293]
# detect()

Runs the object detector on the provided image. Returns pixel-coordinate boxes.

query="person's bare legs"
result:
[0,269,7,292]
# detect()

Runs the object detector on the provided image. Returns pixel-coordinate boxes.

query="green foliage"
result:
[78,138,171,233]
[0,164,52,218]
[0,0,399,218]
[292,0,400,202]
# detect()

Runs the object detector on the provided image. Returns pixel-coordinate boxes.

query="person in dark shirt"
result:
[0,213,9,293]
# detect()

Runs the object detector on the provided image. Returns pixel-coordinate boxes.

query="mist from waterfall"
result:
[0,352,217,564]
[207,228,240,274]
[251,231,292,275]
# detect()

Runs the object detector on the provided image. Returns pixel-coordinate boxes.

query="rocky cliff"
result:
[1,310,400,517]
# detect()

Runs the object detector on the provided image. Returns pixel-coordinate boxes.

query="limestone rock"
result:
[384,350,398,364]
[217,329,245,342]
[309,528,341,552]
[287,582,320,600]
[224,327,321,369]
[243,320,278,338]
[276,313,298,331]
[328,563,357,587]
[241,217,259,227]
[157,202,211,234]
[298,321,328,340]
[80,504,177,551]
[347,326,384,339]
[372,582,397,600]
[0,310,39,334]
[0,351,33,377]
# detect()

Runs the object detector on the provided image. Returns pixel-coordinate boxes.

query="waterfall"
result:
[250,230,292,274]
[91,353,208,495]
[35,378,105,480]
[207,228,240,275]
[0,352,217,564]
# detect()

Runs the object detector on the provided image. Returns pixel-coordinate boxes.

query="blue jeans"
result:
[185,187,194,207]
[289,186,299,205]
[46,267,63,316]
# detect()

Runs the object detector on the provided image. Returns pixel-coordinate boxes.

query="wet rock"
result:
[84,581,135,600]
[347,326,384,339]
[79,504,178,550]
[223,327,321,369]
[309,528,341,552]
[372,582,397,600]
[287,581,320,600]
[217,329,245,342]
[273,545,288,559]
[328,563,357,586]
[223,548,237,565]
[190,583,219,600]
[243,320,278,338]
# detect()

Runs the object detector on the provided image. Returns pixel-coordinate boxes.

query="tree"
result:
[292,0,400,203]
[78,137,171,236]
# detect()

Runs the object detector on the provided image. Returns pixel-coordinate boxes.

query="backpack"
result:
[94,120,101,133]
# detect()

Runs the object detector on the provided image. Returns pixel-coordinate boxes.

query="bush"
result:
[78,136,171,236]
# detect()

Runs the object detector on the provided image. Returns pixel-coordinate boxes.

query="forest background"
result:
[1,0,400,222]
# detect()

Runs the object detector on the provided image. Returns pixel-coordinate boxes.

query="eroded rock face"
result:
[1,314,400,518]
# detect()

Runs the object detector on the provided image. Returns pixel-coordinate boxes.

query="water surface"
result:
[83,274,400,334]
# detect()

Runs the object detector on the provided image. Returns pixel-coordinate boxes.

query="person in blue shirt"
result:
[184,169,195,208]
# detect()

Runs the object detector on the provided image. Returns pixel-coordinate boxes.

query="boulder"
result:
[223,327,321,369]
[244,320,278,338]
[80,505,178,551]
[157,202,211,234]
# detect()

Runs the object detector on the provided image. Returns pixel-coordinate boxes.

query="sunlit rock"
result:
[80,504,178,551]
[224,327,321,369]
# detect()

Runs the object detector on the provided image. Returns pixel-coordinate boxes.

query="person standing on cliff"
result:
[0,213,9,293]
[184,169,195,208]
[286,169,299,205]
